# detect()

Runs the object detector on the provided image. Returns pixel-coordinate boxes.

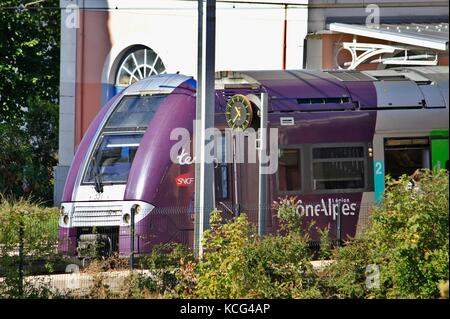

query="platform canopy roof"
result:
[329,22,449,51]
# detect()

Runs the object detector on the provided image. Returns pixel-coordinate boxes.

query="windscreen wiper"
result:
[91,156,104,193]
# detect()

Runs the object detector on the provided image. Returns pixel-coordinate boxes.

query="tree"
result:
[0,0,60,204]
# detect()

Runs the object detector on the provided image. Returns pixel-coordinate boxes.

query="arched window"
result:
[115,45,166,87]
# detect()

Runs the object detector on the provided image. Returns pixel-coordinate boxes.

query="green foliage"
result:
[322,238,373,298]
[140,243,194,296]
[22,97,59,201]
[0,124,31,196]
[0,0,60,123]
[184,209,321,299]
[0,1,60,204]
[144,242,193,270]
[0,274,58,299]
[242,234,321,298]
[324,170,449,298]
[439,280,448,299]
[117,272,160,299]
[272,196,302,234]
[0,196,59,298]
[83,274,115,299]
[318,225,332,260]
[0,196,59,252]
[193,210,254,298]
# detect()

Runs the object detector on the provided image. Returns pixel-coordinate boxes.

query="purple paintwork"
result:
[344,81,378,109]
[273,111,377,144]
[124,85,196,203]
[57,227,77,254]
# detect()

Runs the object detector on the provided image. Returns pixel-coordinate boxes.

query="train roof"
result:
[113,68,448,112]
[215,67,449,111]
[122,73,195,96]
[215,67,448,88]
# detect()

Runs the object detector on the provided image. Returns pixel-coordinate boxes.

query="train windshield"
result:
[82,94,167,186]
[83,134,142,184]
[105,95,166,130]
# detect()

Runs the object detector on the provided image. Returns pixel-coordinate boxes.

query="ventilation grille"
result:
[326,70,376,82]
[297,97,351,105]
[280,117,294,125]
[72,204,123,227]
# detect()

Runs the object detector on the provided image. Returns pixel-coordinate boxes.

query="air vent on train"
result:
[280,117,294,126]
[297,97,351,104]
[326,70,376,82]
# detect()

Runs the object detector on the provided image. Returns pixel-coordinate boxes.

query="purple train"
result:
[59,67,449,257]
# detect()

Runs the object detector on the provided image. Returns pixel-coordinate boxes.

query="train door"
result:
[214,133,234,218]
[235,133,260,224]
[430,130,449,171]
[214,132,259,224]
[384,137,431,179]
[373,135,425,204]
[372,132,448,206]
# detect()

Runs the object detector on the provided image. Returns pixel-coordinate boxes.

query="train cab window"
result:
[278,149,302,191]
[312,146,365,191]
[105,95,166,130]
[384,138,430,179]
[83,134,142,184]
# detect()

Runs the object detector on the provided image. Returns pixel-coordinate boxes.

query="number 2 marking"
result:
[375,161,383,175]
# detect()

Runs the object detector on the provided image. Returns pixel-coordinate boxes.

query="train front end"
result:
[58,74,196,258]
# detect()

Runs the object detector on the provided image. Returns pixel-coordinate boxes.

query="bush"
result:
[242,234,321,298]
[141,243,194,296]
[0,196,59,298]
[192,211,254,298]
[318,225,332,260]
[182,207,321,299]
[0,196,58,253]
[272,196,302,234]
[117,272,161,299]
[324,170,449,298]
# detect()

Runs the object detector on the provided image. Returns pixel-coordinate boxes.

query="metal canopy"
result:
[329,22,449,51]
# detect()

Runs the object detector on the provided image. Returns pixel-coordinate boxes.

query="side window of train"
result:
[311,145,367,192]
[278,148,302,192]
[384,137,430,179]
[214,133,230,200]
[215,164,230,200]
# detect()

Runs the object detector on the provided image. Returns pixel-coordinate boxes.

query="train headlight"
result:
[59,205,65,216]
[132,204,142,215]
[123,213,131,224]
[63,214,69,225]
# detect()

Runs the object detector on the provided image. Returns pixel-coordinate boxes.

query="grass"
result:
[0,195,59,246]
